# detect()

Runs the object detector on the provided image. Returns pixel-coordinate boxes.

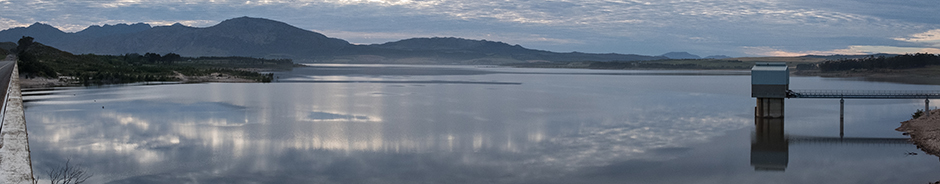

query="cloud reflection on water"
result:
[24,72,758,183]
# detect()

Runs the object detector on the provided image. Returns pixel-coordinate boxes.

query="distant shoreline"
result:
[20,62,940,89]
[18,71,258,89]
[794,66,940,86]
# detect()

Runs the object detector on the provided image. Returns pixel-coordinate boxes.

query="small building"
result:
[752,62,788,118]
[751,63,789,98]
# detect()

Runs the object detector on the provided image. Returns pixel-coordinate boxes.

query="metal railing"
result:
[788,90,940,99]
[786,136,911,145]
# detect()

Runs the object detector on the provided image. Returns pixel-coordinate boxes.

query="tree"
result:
[15,36,34,54]
[47,159,92,184]
[144,52,161,64]
[162,53,181,64]
[15,36,58,78]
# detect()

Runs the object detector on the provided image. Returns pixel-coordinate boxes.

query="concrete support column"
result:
[926,99,930,117]
[756,98,785,118]
[840,98,844,138]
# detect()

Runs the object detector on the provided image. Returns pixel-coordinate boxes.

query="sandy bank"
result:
[896,109,940,156]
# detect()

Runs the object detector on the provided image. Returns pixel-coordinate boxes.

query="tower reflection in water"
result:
[751,116,788,171]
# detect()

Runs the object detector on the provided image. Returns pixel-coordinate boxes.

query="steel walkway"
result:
[787,90,940,99]
[787,136,911,145]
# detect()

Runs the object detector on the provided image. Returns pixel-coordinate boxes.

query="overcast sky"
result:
[1,0,939,57]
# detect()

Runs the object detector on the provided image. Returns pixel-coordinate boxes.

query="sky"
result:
[1,0,939,57]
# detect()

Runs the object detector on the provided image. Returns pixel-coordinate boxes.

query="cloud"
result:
[145,19,218,27]
[0,0,938,56]
[95,0,146,8]
[317,29,583,46]
[745,45,940,57]
[0,17,29,30]
[894,29,940,47]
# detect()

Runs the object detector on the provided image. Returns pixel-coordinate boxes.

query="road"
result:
[0,54,15,103]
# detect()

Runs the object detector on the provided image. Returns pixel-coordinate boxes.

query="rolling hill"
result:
[0,17,666,64]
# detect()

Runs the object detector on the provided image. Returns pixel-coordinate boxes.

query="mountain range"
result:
[0,16,674,64]
[658,52,731,59]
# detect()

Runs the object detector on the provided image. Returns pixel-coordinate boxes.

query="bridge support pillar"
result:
[840,98,844,138]
[926,99,930,118]
[756,98,784,118]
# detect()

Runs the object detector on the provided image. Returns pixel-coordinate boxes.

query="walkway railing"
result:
[788,90,940,99]
[787,136,911,145]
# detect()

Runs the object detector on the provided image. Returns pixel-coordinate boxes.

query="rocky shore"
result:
[896,109,940,156]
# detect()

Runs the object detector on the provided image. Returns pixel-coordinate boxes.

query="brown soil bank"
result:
[896,109,940,156]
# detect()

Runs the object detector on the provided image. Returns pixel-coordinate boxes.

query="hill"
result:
[61,17,351,59]
[0,17,666,64]
[11,37,285,86]
[0,42,15,52]
[0,42,13,56]
[661,52,701,59]
[355,37,665,64]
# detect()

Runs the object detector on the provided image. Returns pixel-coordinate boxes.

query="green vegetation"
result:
[503,59,756,70]
[0,42,14,58]
[0,46,8,58]
[817,53,940,72]
[13,36,290,86]
[913,109,925,119]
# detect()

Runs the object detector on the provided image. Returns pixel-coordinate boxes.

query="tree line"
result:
[818,53,940,72]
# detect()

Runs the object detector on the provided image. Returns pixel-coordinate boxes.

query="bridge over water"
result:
[788,90,938,127]
[788,90,940,99]
[749,63,925,171]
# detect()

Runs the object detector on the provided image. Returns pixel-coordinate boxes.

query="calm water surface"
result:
[24,64,940,183]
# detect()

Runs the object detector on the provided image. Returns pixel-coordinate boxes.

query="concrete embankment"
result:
[897,109,940,157]
[0,61,36,184]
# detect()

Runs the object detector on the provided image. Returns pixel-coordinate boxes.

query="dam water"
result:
[23,64,940,183]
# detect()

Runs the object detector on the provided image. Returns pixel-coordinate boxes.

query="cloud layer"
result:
[1,0,938,56]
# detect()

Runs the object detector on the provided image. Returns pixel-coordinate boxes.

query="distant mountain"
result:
[0,17,350,59]
[704,55,731,59]
[73,23,152,38]
[661,52,701,59]
[373,37,529,53]
[61,17,352,59]
[0,23,68,46]
[0,16,665,64]
[365,37,665,63]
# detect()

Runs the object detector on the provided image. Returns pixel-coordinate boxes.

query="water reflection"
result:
[751,113,916,172]
[752,117,788,171]
[22,65,940,183]
[25,79,754,183]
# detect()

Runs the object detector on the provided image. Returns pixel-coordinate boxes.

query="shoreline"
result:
[18,72,258,89]
[896,109,940,157]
